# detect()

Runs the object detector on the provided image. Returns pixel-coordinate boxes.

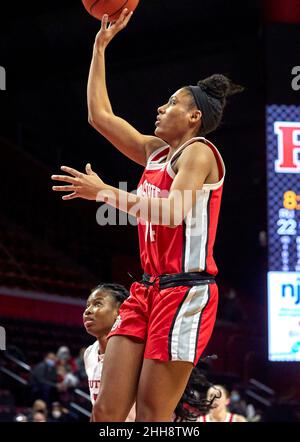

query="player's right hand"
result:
[94,8,133,50]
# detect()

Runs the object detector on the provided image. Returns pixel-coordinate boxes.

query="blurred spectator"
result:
[48,401,77,422]
[55,346,79,405]
[56,365,78,406]
[229,388,248,416]
[32,411,47,422]
[29,352,58,405]
[28,399,48,421]
[14,413,28,422]
[57,365,79,389]
[246,403,261,422]
[56,346,77,373]
[48,401,65,422]
[228,388,261,422]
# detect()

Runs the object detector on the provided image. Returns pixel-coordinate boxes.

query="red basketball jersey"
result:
[137,137,225,276]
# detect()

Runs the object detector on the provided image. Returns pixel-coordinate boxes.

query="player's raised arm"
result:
[87,8,164,166]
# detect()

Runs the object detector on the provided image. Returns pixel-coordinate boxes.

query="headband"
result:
[188,85,216,135]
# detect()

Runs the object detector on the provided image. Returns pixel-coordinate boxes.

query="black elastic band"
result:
[188,85,216,136]
[141,271,215,289]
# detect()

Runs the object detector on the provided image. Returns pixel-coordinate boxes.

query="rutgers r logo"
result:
[274,122,300,173]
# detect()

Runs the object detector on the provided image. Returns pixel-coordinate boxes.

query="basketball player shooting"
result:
[52,8,243,421]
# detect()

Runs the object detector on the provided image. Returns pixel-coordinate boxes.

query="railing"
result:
[245,389,272,407]
[3,353,31,372]
[70,402,91,418]
[245,377,275,407]
[0,367,28,386]
[74,388,90,402]
[72,388,91,418]
[249,378,275,395]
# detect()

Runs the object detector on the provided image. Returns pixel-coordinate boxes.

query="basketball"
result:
[82,0,140,21]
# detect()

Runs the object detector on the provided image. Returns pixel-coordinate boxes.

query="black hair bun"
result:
[198,74,244,101]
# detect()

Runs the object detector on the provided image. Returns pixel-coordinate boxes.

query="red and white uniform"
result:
[198,412,239,422]
[84,341,104,405]
[108,137,224,366]
[84,341,136,421]
[137,136,225,276]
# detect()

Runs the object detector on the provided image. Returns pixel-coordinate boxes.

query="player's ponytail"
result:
[174,366,221,421]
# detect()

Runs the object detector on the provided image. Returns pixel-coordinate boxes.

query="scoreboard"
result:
[267,105,300,361]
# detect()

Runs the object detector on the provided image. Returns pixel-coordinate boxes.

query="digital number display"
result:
[267,105,300,361]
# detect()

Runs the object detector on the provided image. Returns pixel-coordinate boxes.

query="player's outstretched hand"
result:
[52,163,105,201]
[95,8,133,50]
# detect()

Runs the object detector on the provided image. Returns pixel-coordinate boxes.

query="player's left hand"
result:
[51,163,105,200]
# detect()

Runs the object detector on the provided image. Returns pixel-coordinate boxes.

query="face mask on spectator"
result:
[52,410,62,419]
[231,392,240,402]
[46,358,55,367]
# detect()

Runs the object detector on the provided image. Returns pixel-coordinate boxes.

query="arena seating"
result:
[0,214,97,297]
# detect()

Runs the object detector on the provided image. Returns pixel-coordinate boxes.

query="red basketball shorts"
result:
[107,280,218,366]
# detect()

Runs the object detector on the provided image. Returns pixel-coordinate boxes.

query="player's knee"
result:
[93,400,123,422]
